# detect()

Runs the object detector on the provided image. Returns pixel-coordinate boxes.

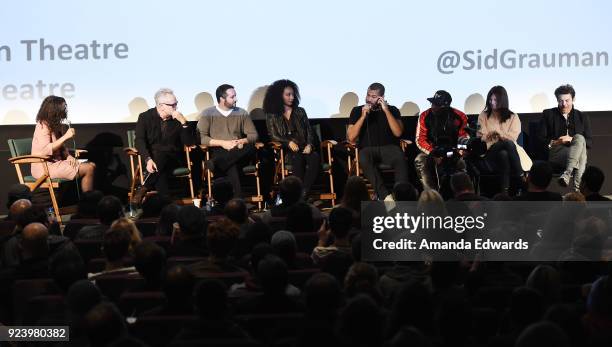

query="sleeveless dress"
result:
[30,122,79,180]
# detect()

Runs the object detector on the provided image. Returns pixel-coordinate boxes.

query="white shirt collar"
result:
[216,105,233,117]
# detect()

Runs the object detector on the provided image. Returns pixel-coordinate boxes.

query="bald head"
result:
[9,199,32,221]
[21,222,49,258]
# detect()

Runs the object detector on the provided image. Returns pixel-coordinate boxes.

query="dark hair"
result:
[97,195,124,225]
[85,302,127,347]
[133,241,166,285]
[304,273,343,316]
[224,198,248,224]
[163,266,195,305]
[157,203,180,236]
[76,190,104,219]
[36,95,68,138]
[141,194,172,218]
[554,84,576,99]
[279,176,303,206]
[177,205,207,236]
[194,279,228,319]
[286,202,314,233]
[7,184,31,209]
[392,182,418,201]
[215,84,234,102]
[581,165,605,193]
[102,227,132,262]
[368,82,385,96]
[257,254,289,295]
[341,176,370,212]
[450,172,475,194]
[262,79,301,116]
[529,161,553,189]
[329,206,353,239]
[50,249,86,293]
[212,179,234,208]
[207,218,239,258]
[484,85,513,123]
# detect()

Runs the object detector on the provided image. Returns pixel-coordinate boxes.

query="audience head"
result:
[526,265,561,305]
[206,218,239,259]
[177,205,207,238]
[77,190,104,219]
[329,206,353,240]
[321,251,354,284]
[9,198,32,225]
[157,203,180,236]
[141,193,171,218]
[257,254,289,296]
[7,184,31,209]
[250,242,275,274]
[50,249,86,293]
[102,226,132,263]
[510,287,544,329]
[97,195,124,225]
[342,176,370,212]
[271,230,297,266]
[344,262,381,303]
[580,165,605,195]
[286,202,314,233]
[194,279,228,320]
[20,222,49,259]
[224,198,248,224]
[417,189,447,217]
[163,266,195,306]
[244,222,272,253]
[572,216,607,260]
[562,191,585,202]
[528,161,553,191]
[212,179,234,208]
[67,280,102,317]
[84,302,127,347]
[279,176,304,206]
[387,280,434,337]
[392,182,418,201]
[304,273,343,317]
[337,294,383,347]
[133,241,166,286]
[450,172,475,196]
[516,321,570,347]
[109,217,142,253]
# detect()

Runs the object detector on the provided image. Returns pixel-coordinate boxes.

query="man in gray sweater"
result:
[197,84,259,197]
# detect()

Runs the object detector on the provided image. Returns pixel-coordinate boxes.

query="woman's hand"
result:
[288,141,299,152]
[67,156,78,169]
[62,128,76,141]
[302,144,312,154]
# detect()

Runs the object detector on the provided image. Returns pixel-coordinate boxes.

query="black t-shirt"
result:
[348,105,402,148]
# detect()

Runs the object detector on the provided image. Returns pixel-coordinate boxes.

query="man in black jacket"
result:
[540,84,592,190]
[134,88,195,200]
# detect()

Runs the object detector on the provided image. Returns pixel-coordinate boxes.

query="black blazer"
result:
[135,108,195,167]
[539,107,592,149]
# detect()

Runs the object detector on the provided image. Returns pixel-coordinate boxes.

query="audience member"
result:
[188,218,244,275]
[76,195,124,240]
[312,207,353,265]
[168,205,208,257]
[515,161,562,201]
[132,241,166,291]
[143,265,195,316]
[580,165,611,201]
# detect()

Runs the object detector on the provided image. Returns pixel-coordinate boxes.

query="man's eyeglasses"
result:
[161,102,178,108]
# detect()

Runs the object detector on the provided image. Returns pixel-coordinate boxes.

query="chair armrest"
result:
[320,140,338,148]
[268,141,282,150]
[123,147,139,156]
[8,154,51,164]
[184,145,197,152]
[199,144,210,152]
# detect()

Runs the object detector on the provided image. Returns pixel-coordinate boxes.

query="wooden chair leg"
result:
[46,177,62,226]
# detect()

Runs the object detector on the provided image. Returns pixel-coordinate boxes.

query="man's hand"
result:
[289,141,299,152]
[221,140,237,151]
[378,97,389,111]
[146,159,158,173]
[303,144,312,154]
[317,219,330,246]
[559,135,573,144]
[361,104,371,118]
[171,111,187,125]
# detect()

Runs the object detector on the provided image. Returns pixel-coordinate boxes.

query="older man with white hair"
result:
[133,88,195,201]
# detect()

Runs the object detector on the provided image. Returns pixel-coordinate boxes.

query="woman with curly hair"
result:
[264,79,320,196]
[31,95,96,191]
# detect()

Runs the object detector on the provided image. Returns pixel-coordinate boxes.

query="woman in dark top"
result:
[264,79,320,196]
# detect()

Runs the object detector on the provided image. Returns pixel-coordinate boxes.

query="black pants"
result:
[484,140,523,192]
[358,145,409,199]
[287,151,320,194]
[209,144,255,197]
[144,150,183,197]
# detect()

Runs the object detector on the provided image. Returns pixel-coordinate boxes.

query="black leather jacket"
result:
[265,107,319,150]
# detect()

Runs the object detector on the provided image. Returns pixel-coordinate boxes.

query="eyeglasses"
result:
[161,102,178,108]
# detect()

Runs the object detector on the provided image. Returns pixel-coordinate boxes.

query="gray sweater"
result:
[197,106,259,146]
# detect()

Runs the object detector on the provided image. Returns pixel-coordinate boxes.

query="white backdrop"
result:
[1,0,611,124]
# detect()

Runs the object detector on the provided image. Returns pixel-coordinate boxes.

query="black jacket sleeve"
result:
[179,122,195,147]
[580,111,593,149]
[135,112,151,161]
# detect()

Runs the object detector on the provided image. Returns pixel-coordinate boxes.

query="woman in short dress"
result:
[31,95,95,191]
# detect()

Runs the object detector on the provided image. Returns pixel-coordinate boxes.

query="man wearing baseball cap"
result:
[415,90,469,190]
